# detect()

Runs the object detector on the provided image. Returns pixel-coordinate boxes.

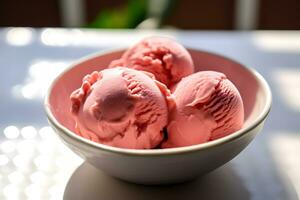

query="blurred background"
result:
[1,0,300,30]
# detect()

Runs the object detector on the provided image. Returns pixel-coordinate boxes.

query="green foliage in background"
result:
[87,0,148,28]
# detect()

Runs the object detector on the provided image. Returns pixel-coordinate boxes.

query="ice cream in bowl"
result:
[45,37,271,185]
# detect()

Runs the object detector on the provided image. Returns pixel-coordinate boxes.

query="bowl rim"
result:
[44,47,272,156]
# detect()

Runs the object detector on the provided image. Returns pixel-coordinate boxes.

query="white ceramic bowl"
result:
[45,49,271,185]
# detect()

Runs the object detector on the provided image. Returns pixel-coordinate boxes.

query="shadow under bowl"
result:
[45,48,271,185]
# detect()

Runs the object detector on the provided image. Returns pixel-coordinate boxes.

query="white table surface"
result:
[0,28,300,200]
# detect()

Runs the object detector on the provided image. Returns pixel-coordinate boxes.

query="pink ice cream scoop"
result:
[70,67,172,149]
[163,71,244,148]
[109,36,194,87]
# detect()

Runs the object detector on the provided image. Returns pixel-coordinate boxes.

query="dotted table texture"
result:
[1,28,300,200]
